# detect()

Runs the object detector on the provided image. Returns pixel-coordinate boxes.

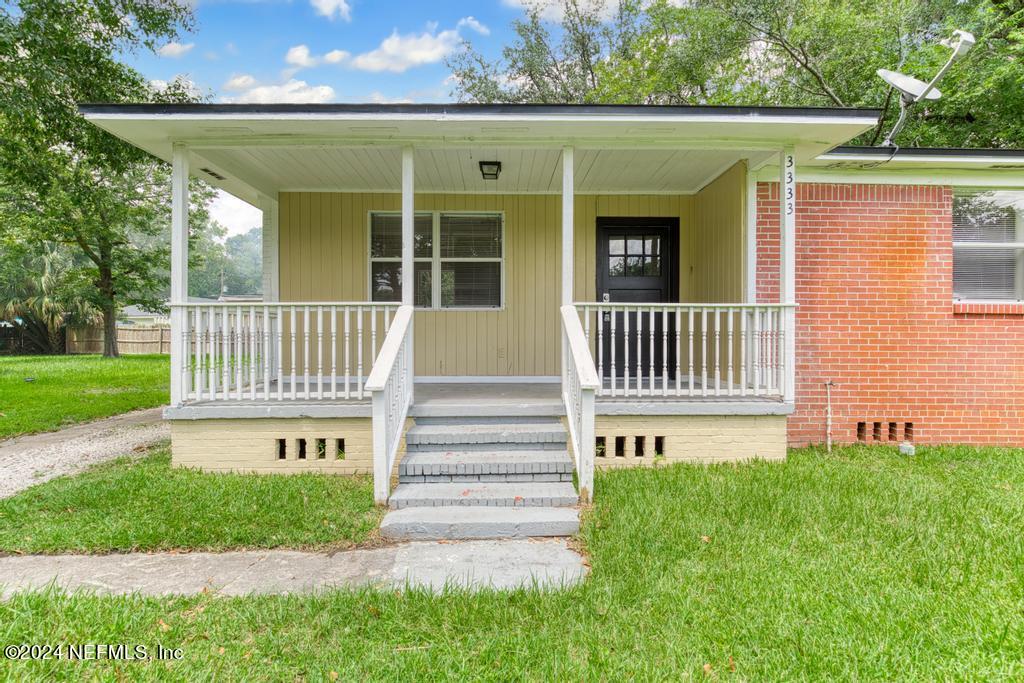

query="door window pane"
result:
[440,215,501,258]
[609,256,625,277]
[370,214,433,258]
[440,262,501,307]
[609,237,625,255]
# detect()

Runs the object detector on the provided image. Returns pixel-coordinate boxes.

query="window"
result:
[953,190,1024,302]
[370,212,503,309]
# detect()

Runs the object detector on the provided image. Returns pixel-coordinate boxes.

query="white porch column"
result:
[561,146,575,305]
[401,146,415,403]
[259,195,279,302]
[779,146,797,403]
[170,143,189,406]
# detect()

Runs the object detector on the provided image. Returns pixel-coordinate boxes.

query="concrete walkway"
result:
[0,540,586,597]
[0,407,168,498]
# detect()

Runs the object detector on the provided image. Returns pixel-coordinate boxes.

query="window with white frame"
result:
[953,190,1024,302]
[369,212,503,309]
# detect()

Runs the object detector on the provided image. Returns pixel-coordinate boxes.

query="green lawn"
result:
[0,448,382,553]
[0,354,169,439]
[2,444,1023,679]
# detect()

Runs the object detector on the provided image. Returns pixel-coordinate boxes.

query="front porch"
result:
[75,104,880,504]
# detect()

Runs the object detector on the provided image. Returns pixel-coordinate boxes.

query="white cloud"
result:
[501,0,617,22]
[350,26,461,73]
[223,74,257,91]
[368,91,414,104]
[285,44,319,68]
[220,75,335,104]
[157,41,195,58]
[323,49,350,64]
[310,0,351,21]
[209,190,263,239]
[457,16,490,35]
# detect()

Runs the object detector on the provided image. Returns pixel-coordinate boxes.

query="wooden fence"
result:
[66,325,171,355]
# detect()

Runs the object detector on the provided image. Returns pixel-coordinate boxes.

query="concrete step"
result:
[380,506,580,540]
[388,482,579,509]
[398,450,574,483]
[405,420,567,452]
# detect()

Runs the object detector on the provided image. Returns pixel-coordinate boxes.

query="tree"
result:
[0,238,98,353]
[449,0,1024,148]
[0,0,198,356]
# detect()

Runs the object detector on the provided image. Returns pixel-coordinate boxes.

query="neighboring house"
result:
[119,304,169,327]
[81,103,1024,510]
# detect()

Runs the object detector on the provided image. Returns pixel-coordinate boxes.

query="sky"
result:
[125,0,551,237]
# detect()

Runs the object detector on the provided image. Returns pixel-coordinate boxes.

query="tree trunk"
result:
[98,263,119,358]
[102,302,119,357]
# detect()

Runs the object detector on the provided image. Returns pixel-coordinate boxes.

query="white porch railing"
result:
[173,302,399,403]
[560,305,599,503]
[366,305,415,504]
[574,303,795,399]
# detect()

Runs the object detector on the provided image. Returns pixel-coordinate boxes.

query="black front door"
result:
[596,218,678,384]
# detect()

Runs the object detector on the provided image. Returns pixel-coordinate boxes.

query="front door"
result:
[596,218,679,385]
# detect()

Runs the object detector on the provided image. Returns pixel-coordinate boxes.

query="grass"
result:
[0,354,169,439]
[2,444,1023,679]
[0,447,382,553]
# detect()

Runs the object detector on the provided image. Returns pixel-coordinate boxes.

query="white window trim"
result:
[952,189,1024,303]
[368,210,506,311]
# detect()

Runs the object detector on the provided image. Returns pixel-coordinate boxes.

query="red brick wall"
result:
[758,182,1024,446]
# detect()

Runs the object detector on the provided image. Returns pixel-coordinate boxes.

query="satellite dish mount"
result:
[877,29,975,147]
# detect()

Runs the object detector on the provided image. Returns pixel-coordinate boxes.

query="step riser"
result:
[390,495,578,509]
[380,507,580,541]
[407,441,566,453]
[400,473,574,484]
[413,416,564,425]
[381,520,579,540]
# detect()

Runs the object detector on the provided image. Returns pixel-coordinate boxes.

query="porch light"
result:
[478,160,501,180]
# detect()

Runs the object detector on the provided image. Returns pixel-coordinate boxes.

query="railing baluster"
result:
[344,306,351,399]
[303,306,310,400]
[209,308,218,400]
[290,306,297,400]
[233,306,241,399]
[661,307,668,397]
[753,308,762,395]
[331,305,338,400]
[623,306,630,398]
[674,308,681,397]
[727,307,734,396]
[740,308,748,397]
[371,305,377,363]
[687,307,694,397]
[648,307,655,396]
[596,307,604,397]
[714,308,722,397]
[610,306,617,398]
[357,305,364,399]
[630,309,638,397]
[181,308,192,401]
[262,305,271,401]
[276,310,283,400]
[317,305,324,400]
[700,308,708,398]
[221,308,229,397]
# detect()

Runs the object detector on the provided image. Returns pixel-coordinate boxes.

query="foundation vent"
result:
[856,421,914,442]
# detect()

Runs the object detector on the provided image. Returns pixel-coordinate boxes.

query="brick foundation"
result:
[758,182,1024,447]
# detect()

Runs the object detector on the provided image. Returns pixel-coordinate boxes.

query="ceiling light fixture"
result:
[478,160,501,180]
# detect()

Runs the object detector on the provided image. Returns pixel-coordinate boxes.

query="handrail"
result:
[367,305,414,503]
[171,301,401,308]
[574,302,798,309]
[562,305,601,390]
[560,304,597,502]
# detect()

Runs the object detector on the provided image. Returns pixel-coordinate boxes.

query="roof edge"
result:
[825,145,1024,158]
[78,102,882,119]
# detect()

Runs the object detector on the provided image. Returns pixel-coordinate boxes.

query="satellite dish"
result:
[877,69,942,102]
[876,29,975,147]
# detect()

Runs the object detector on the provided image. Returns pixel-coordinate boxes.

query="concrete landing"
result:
[0,540,586,597]
[381,506,580,541]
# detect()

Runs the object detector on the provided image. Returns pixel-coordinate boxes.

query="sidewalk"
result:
[0,540,586,597]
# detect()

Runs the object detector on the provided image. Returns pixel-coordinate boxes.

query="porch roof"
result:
[80,102,880,204]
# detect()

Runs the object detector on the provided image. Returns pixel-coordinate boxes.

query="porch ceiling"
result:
[80,103,881,203]
[193,146,777,196]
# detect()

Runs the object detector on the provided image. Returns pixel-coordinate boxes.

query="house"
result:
[80,103,1024,521]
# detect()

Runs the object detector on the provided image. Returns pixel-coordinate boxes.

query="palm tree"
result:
[0,243,98,353]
